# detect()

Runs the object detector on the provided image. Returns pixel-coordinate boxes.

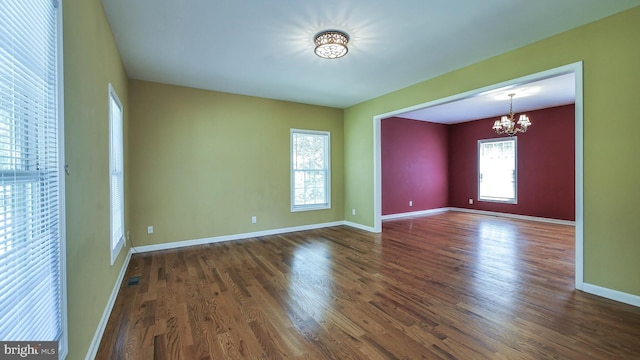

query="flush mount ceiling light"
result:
[314,30,349,59]
[492,93,532,136]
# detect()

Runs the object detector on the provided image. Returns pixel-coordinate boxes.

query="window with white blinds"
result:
[290,129,331,212]
[0,0,66,352]
[109,84,124,265]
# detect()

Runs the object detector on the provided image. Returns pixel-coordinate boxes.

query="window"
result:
[109,84,125,264]
[478,138,517,203]
[291,129,330,211]
[0,0,67,354]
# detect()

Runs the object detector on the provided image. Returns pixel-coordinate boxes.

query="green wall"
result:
[63,0,130,358]
[128,80,344,247]
[344,6,640,295]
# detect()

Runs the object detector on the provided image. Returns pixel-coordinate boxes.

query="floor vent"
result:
[126,276,141,287]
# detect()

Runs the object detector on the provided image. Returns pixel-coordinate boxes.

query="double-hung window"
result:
[109,84,124,265]
[0,0,67,355]
[290,129,330,211]
[478,138,517,203]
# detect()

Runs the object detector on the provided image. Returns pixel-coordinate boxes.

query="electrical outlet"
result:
[469,198,473,205]
[352,209,356,216]
[409,201,413,206]
[147,225,153,234]
[251,216,257,224]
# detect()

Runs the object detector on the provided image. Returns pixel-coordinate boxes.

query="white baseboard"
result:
[85,247,134,360]
[582,283,640,308]
[344,221,377,233]
[86,221,365,358]
[449,207,575,226]
[381,207,449,221]
[133,221,348,253]
[131,220,382,255]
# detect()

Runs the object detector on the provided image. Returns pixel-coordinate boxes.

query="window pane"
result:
[109,84,124,263]
[479,138,516,203]
[110,173,123,250]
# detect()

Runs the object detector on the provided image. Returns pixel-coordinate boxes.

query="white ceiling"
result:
[399,72,576,124]
[101,0,640,116]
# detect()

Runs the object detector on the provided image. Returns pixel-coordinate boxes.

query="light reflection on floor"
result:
[474,220,520,309]
[288,240,333,327]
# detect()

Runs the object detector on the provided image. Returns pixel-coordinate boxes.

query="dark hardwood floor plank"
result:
[96,212,640,359]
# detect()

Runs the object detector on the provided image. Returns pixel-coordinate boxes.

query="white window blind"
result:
[291,129,330,211]
[109,84,124,265]
[0,0,65,347]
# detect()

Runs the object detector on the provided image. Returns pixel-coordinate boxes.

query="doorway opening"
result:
[372,62,584,289]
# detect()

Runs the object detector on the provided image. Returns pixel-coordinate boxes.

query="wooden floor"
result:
[96,212,640,359]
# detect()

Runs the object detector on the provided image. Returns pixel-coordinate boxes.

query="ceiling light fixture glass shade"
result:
[314,30,349,59]
[492,93,531,136]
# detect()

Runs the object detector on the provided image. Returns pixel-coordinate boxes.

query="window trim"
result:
[290,129,331,212]
[109,83,125,265]
[478,137,518,204]
[57,0,68,356]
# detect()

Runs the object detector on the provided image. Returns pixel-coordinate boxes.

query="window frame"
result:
[478,137,518,204]
[109,83,125,265]
[290,129,331,212]
[57,0,68,352]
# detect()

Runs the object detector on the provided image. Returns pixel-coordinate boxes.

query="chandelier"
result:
[314,30,349,59]
[492,93,531,136]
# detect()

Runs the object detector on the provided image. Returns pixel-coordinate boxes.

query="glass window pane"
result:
[109,85,124,263]
[479,138,516,203]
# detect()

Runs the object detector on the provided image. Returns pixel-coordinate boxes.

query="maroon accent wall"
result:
[381,105,575,221]
[448,104,575,221]
[382,117,449,215]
